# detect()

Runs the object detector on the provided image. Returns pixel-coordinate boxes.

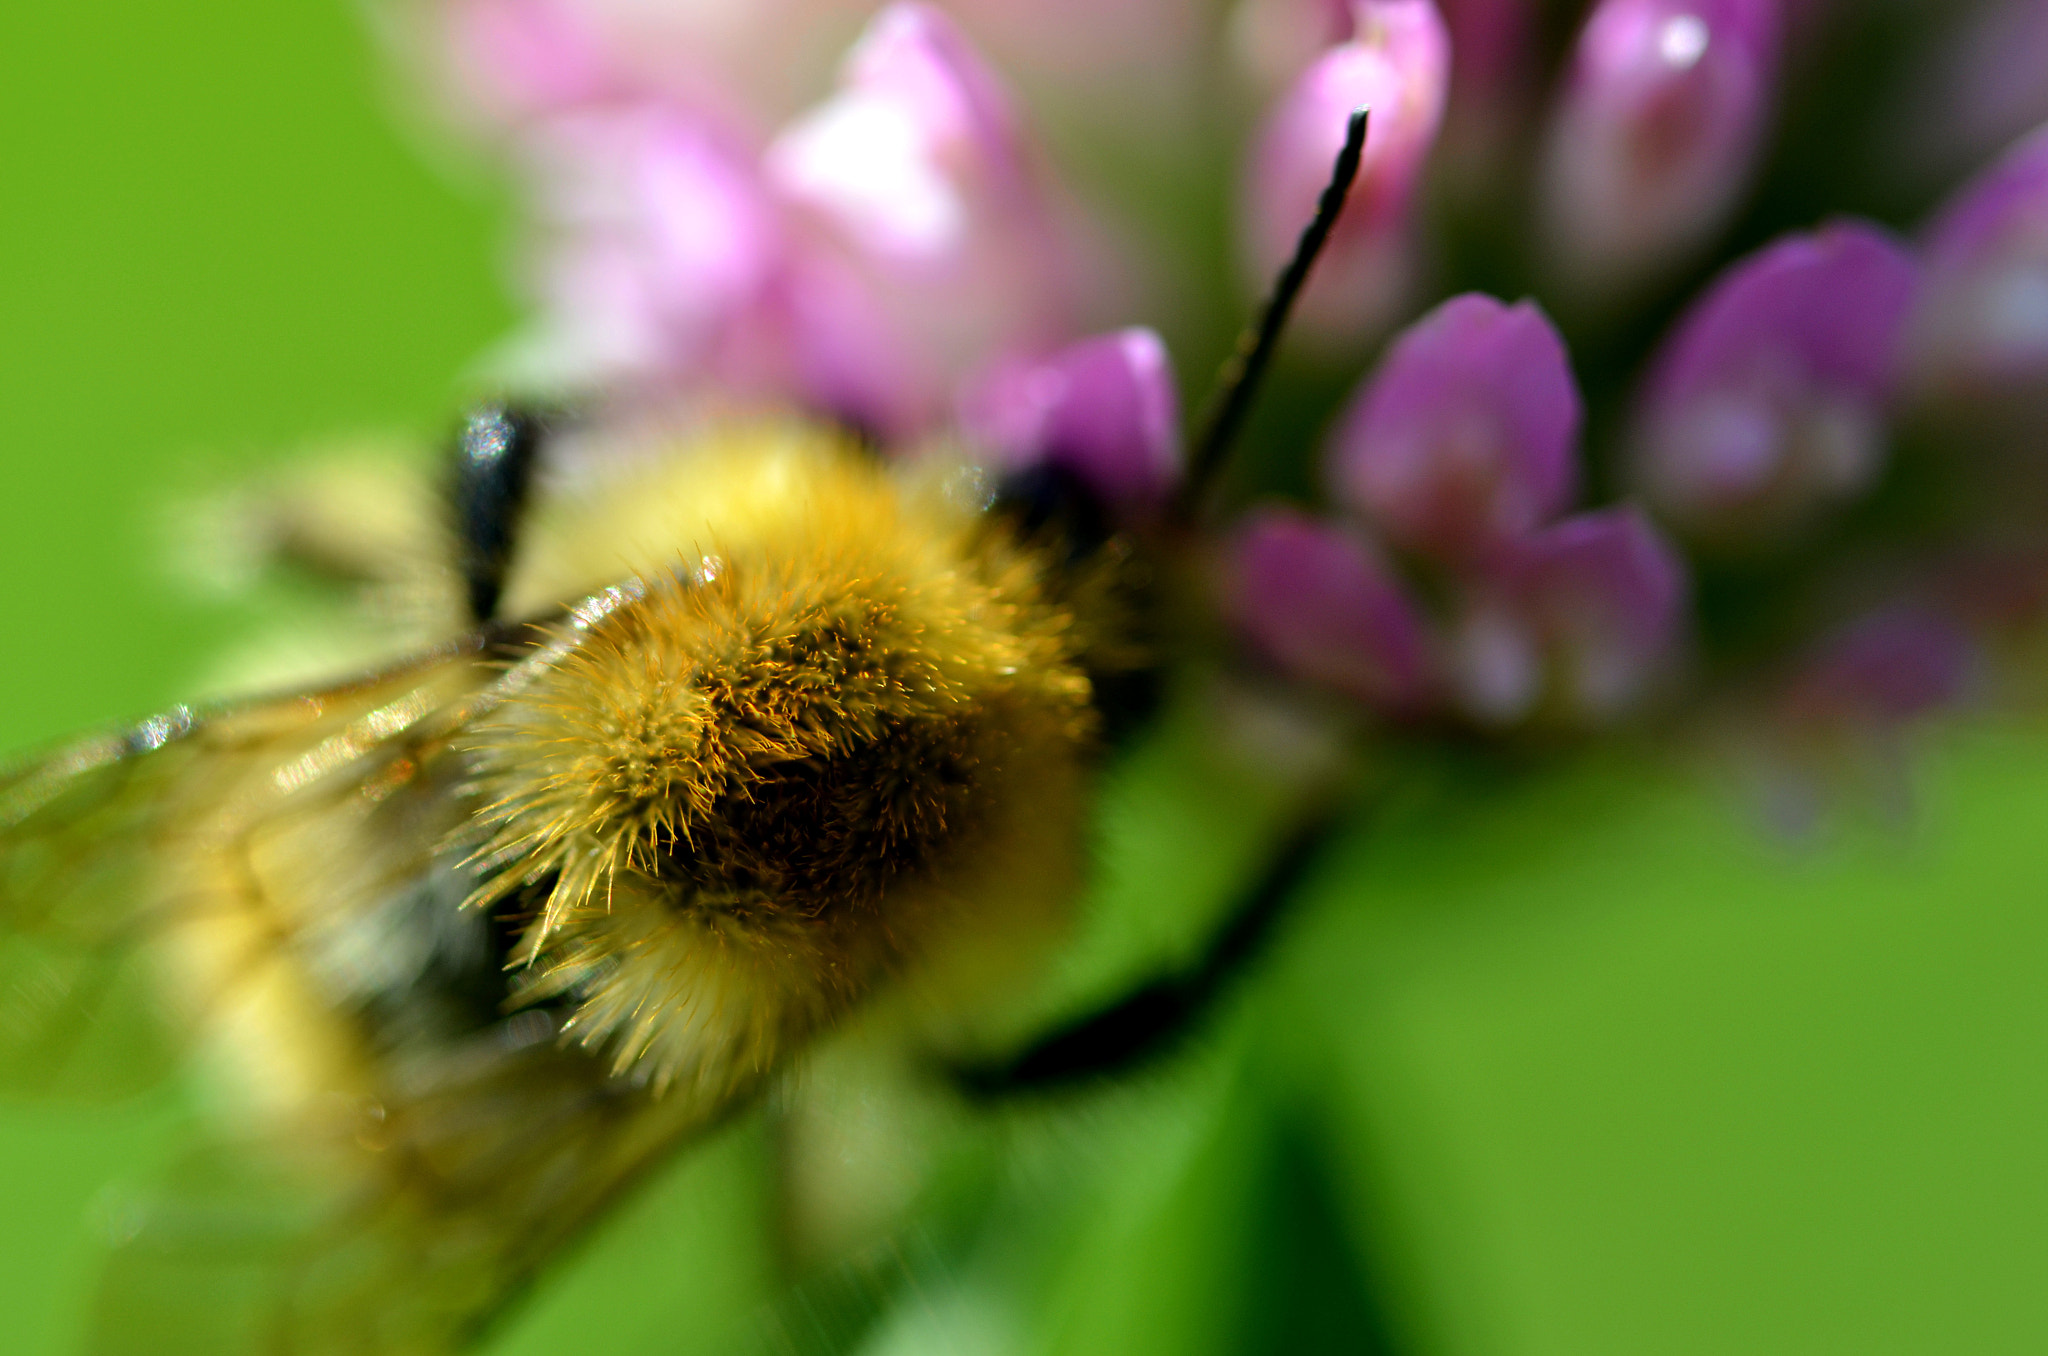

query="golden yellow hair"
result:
[465,424,1099,1093]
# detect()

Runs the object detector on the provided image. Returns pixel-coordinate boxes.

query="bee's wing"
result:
[0,709,205,1095]
[0,630,514,1098]
[0,584,702,1351]
[0,580,651,1102]
[84,1035,726,1356]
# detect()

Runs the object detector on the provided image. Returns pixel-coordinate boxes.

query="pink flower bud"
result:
[1451,508,1687,725]
[962,328,1183,515]
[1327,293,1581,561]
[1228,507,1435,711]
[1633,221,1920,545]
[1538,0,1782,300]
[768,3,1028,265]
[1242,0,1451,342]
[763,3,1080,435]
[1913,120,2048,399]
[1781,606,1977,730]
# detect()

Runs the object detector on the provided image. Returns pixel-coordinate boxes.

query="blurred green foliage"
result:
[3,4,2048,1355]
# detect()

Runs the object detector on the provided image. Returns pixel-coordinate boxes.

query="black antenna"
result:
[450,403,550,624]
[1177,106,1370,522]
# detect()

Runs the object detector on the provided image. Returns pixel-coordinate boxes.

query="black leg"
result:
[450,404,551,624]
[951,805,1345,1097]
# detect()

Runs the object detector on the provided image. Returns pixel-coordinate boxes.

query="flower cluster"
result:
[439,3,1070,436]
[1233,293,1685,727]
[410,0,2048,747]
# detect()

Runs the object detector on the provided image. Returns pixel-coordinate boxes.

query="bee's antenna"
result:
[451,403,553,624]
[1176,107,1370,524]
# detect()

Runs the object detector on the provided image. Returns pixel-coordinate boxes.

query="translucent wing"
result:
[0,588,634,1101]
[0,644,493,1098]
[0,709,202,1095]
[84,1033,730,1356]
[0,585,722,1350]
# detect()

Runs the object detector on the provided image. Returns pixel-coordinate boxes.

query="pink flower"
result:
[1241,0,1451,343]
[517,106,783,385]
[1633,221,1920,545]
[768,5,1031,265]
[962,328,1183,516]
[1448,508,1688,725]
[1539,0,1783,301]
[1913,120,2048,399]
[1234,290,1688,728]
[1328,293,1581,561]
[1228,507,1435,711]
[440,0,619,125]
[762,4,1080,433]
[481,4,1087,438]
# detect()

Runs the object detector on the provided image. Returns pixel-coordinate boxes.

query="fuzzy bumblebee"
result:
[0,114,1367,1356]
[0,412,1171,1354]
[464,426,1108,1096]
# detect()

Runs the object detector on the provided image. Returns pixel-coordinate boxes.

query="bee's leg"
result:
[950,807,1342,1097]
[449,404,552,624]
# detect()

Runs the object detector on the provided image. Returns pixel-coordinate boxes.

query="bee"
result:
[0,115,1368,1354]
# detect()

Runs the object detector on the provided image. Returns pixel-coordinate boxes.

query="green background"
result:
[3,3,2047,1353]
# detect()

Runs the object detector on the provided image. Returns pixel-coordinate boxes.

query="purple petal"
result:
[755,251,928,441]
[768,3,1027,264]
[1328,293,1582,559]
[847,4,1021,154]
[1241,0,1451,342]
[1717,223,1922,399]
[1228,507,1435,711]
[755,3,1083,436]
[1914,120,2048,395]
[1782,606,1978,727]
[520,105,786,381]
[1455,507,1688,724]
[1445,601,1544,725]
[1634,221,1921,541]
[1538,0,1783,298]
[962,329,1183,515]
